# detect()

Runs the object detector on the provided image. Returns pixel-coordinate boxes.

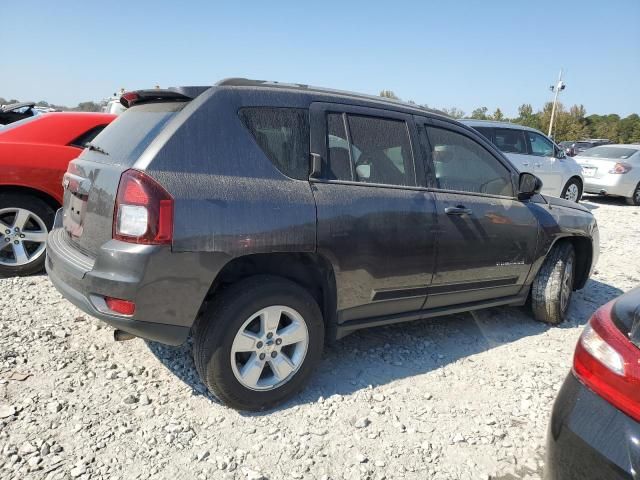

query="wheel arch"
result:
[553,235,592,290]
[0,185,61,212]
[200,252,338,342]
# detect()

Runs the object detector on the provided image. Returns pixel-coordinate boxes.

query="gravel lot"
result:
[1,197,638,480]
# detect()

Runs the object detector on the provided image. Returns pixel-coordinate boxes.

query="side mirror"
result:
[518,172,543,200]
[555,148,566,159]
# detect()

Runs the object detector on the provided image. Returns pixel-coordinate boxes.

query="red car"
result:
[0,112,116,276]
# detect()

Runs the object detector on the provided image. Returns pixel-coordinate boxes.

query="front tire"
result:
[625,182,640,206]
[0,194,55,278]
[193,275,324,411]
[561,178,582,203]
[531,242,575,325]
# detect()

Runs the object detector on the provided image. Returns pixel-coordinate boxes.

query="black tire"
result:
[0,193,55,278]
[625,182,640,206]
[561,178,582,203]
[531,242,576,325]
[193,275,324,411]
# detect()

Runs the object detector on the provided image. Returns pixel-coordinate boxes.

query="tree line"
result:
[379,90,640,144]
[0,97,103,112]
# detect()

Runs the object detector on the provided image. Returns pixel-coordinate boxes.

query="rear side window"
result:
[87,102,184,166]
[474,127,493,141]
[494,128,528,154]
[239,107,310,180]
[69,125,107,148]
[427,126,514,197]
[326,113,415,187]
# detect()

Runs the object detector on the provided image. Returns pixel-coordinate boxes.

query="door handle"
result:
[445,206,473,216]
[535,163,542,168]
[522,162,530,167]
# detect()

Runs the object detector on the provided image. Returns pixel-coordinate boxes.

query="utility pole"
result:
[548,70,566,138]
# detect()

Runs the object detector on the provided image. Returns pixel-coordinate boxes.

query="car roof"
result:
[459,119,542,134]
[587,144,640,149]
[213,78,449,118]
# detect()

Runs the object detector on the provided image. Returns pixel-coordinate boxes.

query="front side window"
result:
[527,131,554,156]
[426,126,514,197]
[239,107,310,180]
[494,128,528,155]
[325,113,415,187]
[70,125,107,148]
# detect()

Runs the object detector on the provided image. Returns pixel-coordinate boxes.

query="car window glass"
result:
[346,115,415,186]
[474,127,493,141]
[326,113,353,180]
[70,125,107,148]
[239,107,310,180]
[426,126,514,197]
[527,131,554,156]
[494,128,528,154]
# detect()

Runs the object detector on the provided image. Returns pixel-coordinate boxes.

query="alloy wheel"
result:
[564,183,580,202]
[0,208,48,267]
[560,256,574,313]
[230,305,309,391]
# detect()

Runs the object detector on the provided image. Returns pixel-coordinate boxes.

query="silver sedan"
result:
[575,145,640,205]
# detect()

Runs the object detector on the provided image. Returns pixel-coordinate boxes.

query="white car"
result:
[462,120,584,202]
[574,144,640,205]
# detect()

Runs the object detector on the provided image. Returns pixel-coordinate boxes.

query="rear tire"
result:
[531,242,575,325]
[193,275,324,411]
[0,194,55,278]
[625,182,640,206]
[561,178,582,203]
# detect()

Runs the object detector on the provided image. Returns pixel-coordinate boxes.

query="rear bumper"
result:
[45,210,220,345]
[545,373,640,480]
[583,174,636,198]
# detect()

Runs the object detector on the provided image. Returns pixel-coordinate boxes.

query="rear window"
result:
[87,102,184,166]
[580,146,639,159]
[239,107,310,180]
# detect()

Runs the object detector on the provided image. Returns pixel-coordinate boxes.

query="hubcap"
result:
[564,183,579,202]
[635,186,640,203]
[560,256,574,313]
[230,305,309,391]
[0,208,48,267]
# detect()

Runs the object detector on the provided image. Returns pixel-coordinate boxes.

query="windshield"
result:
[580,146,638,159]
[86,102,185,165]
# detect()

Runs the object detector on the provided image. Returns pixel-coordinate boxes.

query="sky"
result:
[1,0,639,117]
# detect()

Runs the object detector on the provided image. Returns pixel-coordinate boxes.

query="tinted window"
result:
[326,113,353,180]
[526,131,554,156]
[427,126,513,197]
[89,102,184,166]
[69,125,107,148]
[345,115,414,186]
[494,128,528,154]
[474,127,493,141]
[240,107,310,180]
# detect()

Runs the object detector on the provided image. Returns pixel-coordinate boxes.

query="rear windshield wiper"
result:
[85,142,109,155]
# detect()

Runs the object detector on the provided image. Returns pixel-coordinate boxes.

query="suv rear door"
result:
[309,102,437,323]
[419,118,539,307]
[525,130,563,194]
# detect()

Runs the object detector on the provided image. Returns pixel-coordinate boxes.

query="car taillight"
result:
[113,169,173,245]
[609,162,632,174]
[573,301,640,422]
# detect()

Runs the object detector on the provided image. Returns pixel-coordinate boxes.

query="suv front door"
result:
[526,130,563,195]
[309,103,438,324]
[420,118,539,308]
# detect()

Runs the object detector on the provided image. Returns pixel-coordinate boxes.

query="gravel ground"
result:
[1,196,638,480]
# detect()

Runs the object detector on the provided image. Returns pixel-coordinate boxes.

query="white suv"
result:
[462,120,584,202]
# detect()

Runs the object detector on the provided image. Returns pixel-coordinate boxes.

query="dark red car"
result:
[0,112,116,276]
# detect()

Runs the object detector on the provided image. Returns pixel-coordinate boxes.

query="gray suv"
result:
[46,79,599,410]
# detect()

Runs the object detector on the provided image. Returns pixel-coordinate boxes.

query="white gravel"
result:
[1,196,638,480]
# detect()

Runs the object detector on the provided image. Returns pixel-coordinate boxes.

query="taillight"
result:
[113,169,173,245]
[609,162,632,174]
[573,301,640,421]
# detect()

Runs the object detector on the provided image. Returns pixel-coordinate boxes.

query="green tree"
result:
[74,101,102,112]
[470,107,489,120]
[489,108,504,121]
[441,107,465,119]
[379,90,399,100]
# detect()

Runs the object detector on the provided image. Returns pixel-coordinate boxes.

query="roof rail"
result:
[215,77,444,116]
